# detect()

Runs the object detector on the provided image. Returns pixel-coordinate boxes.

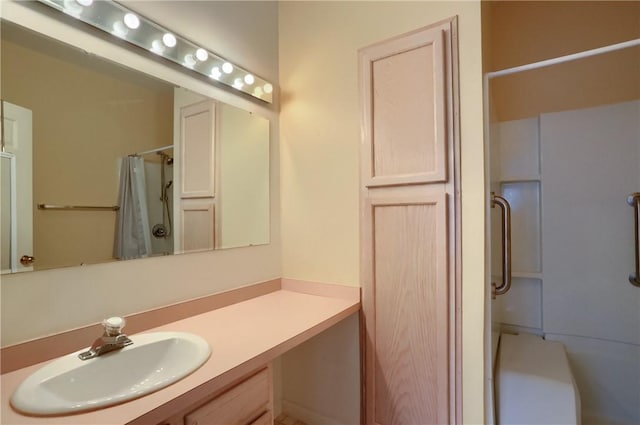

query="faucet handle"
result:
[102,316,126,336]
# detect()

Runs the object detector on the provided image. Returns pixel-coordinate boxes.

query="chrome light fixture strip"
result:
[36,0,274,103]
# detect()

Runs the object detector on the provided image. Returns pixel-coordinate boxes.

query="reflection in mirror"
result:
[37,0,274,103]
[1,21,270,273]
[1,153,16,273]
[113,146,175,261]
[218,103,269,249]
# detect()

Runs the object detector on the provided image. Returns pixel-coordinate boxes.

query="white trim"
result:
[482,72,494,425]
[487,38,640,79]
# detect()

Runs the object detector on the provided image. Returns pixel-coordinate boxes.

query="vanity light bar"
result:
[36,0,274,103]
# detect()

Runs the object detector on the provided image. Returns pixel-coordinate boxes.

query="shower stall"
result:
[115,146,174,259]
[486,40,640,424]
[142,148,174,256]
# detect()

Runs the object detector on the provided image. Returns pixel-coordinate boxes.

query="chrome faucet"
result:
[78,317,133,360]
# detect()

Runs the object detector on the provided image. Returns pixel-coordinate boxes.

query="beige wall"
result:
[279,2,485,423]
[484,1,640,121]
[2,36,173,270]
[0,1,281,346]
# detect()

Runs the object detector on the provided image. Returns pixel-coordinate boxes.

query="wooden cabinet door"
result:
[359,17,460,425]
[156,365,273,425]
[362,193,449,425]
[360,24,447,187]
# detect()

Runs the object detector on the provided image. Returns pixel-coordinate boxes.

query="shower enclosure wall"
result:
[487,47,640,424]
[143,152,174,256]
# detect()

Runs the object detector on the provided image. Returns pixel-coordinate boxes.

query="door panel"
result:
[361,27,446,187]
[360,18,459,425]
[180,100,215,198]
[364,194,449,425]
[180,200,215,253]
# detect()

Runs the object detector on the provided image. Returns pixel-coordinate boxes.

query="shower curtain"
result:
[114,156,152,259]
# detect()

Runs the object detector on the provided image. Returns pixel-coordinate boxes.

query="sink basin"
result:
[11,331,211,416]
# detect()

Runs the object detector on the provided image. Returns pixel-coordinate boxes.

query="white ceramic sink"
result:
[11,331,211,416]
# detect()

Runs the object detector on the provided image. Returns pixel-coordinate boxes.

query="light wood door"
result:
[360,17,460,425]
[362,193,449,425]
[360,24,447,188]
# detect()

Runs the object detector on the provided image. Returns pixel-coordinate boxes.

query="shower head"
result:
[156,151,173,165]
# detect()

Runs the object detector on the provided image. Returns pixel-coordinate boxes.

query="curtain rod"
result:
[134,145,174,156]
[487,38,640,79]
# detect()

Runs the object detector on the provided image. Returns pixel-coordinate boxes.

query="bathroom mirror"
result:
[1,21,270,273]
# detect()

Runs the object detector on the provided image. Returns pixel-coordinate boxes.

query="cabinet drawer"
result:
[185,368,270,425]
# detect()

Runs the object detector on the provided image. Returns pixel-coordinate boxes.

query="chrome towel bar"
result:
[38,204,120,211]
[627,193,640,287]
[492,193,512,298]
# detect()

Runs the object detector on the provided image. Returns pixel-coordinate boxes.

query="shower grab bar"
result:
[627,193,640,287]
[38,204,120,211]
[492,193,512,297]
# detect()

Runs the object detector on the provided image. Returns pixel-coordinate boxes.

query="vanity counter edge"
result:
[0,280,361,425]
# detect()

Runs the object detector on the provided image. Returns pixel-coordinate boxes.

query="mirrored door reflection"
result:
[0,99,34,274]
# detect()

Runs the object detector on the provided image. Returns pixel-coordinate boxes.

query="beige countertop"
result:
[1,284,360,425]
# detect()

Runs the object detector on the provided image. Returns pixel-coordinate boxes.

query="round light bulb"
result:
[123,13,140,29]
[76,0,93,6]
[263,83,273,94]
[232,78,244,89]
[253,87,264,97]
[244,74,255,85]
[162,33,177,48]
[210,66,222,80]
[222,62,234,74]
[150,39,165,55]
[196,48,208,61]
[112,21,128,38]
[184,54,197,67]
[63,0,82,15]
